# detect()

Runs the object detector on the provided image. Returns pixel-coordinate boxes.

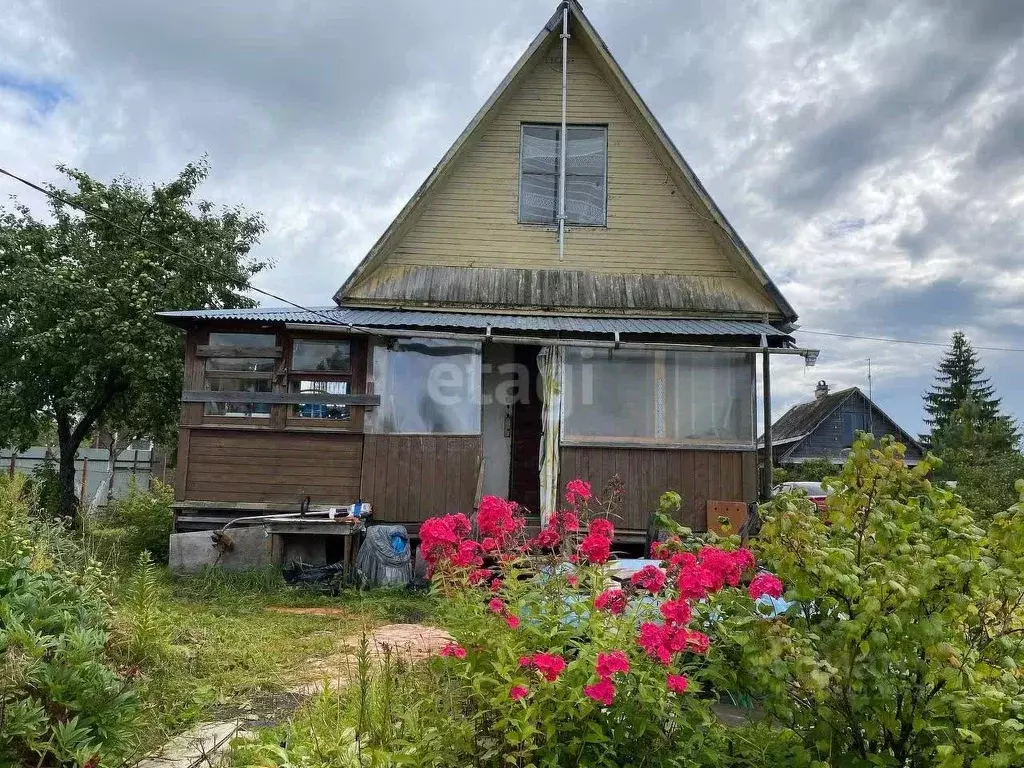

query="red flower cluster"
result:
[565,479,592,505]
[659,598,692,626]
[509,685,529,701]
[595,650,630,678]
[630,564,666,593]
[594,588,627,615]
[549,509,580,532]
[637,622,710,665]
[589,518,614,538]
[419,513,472,571]
[477,496,524,545]
[748,572,784,600]
[658,545,758,600]
[521,652,566,682]
[488,597,520,629]
[579,533,611,564]
[583,677,616,706]
[666,673,689,694]
[440,642,467,659]
[531,526,562,550]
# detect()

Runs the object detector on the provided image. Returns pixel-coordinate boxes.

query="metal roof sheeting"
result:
[157,306,789,337]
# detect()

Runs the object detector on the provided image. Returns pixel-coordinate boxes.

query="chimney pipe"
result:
[815,380,829,400]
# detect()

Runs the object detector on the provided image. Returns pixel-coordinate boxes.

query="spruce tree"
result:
[924,331,1002,434]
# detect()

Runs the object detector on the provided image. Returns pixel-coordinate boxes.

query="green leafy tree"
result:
[726,437,1024,767]
[924,331,1008,439]
[933,398,1024,520]
[0,161,267,519]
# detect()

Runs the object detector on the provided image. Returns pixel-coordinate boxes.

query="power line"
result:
[5,166,1023,355]
[797,328,1024,354]
[0,166,346,327]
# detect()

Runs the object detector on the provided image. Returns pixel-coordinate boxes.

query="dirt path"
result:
[136,622,448,767]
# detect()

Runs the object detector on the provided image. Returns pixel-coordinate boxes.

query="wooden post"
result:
[79,456,89,504]
[761,351,773,501]
[8,454,15,478]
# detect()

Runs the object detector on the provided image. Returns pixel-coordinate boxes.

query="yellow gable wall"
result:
[372,37,768,294]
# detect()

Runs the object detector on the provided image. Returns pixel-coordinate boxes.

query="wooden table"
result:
[265,517,367,580]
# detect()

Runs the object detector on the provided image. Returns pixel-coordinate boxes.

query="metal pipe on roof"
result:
[284,322,818,360]
[557,2,569,261]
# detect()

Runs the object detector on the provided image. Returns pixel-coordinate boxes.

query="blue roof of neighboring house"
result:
[156,306,790,337]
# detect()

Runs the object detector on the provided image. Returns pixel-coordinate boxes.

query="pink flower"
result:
[565,479,592,505]
[531,526,561,550]
[595,650,630,678]
[439,643,467,659]
[488,598,505,614]
[550,510,580,532]
[631,565,666,593]
[659,598,692,626]
[669,551,697,572]
[588,518,614,538]
[748,572,784,600]
[584,677,616,706]
[666,674,689,694]
[637,622,672,665]
[510,685,529,701]
[685,630,710,655]
[481,537,498,552]
[519,656,532,668]
[490,578,503,592]
[579,532,611,564]
[506,614,520,630]
[698,546,743,589]
[468,568,492,585]
[566,574,579,588]
[732,547,756,572]
[532,653,566,682]
[594,588,627,615]
[477,496,524,540]
[419,513,472,568]
[677,566,710,600]
[650,541,665,559]
[450,539,483,569]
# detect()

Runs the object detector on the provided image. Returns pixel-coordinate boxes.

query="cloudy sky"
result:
[3,0,1023,435]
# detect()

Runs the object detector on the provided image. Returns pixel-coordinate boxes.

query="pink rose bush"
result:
[423,480,785,764]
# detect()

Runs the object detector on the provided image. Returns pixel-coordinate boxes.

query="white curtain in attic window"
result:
[519,125,606,226]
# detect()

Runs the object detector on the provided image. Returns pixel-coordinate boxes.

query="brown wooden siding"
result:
[183,428,363,504]
[360,435,482,524]
[560,446,756,532]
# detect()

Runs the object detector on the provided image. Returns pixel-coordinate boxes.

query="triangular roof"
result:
[334,0,796,324]
[766,387,924,457]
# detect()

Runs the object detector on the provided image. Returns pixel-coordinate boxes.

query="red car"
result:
[775,481,828,512]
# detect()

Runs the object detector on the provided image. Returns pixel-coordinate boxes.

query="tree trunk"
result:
[57,437,80,522]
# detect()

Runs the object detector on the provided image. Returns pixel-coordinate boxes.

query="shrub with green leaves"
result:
[89,478,174,564]
[0,473,143,767]
[727,436,1024,768]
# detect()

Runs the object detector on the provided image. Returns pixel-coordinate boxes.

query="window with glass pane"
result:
[367,338,481,435]
[292,340,351,373]
[519,124,607,226]
[564,348,753,444]
[203,333,276,417]
[289,339,353,421]
[290,379,350,421]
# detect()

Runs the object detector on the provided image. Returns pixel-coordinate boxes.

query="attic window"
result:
[519,124,607,226]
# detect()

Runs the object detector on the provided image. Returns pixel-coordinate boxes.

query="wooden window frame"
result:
[199,329,280,426]
[284,335,367,431]
[517,123,609,228]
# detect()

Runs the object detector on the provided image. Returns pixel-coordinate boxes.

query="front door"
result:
[508,345,543,514]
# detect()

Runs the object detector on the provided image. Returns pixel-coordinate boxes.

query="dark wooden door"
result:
[509,345,542,514]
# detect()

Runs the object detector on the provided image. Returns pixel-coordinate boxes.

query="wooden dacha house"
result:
[159,1,817,545]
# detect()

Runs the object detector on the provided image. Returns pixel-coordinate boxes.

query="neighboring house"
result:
[765,381,925,466]
[158,1,816,539]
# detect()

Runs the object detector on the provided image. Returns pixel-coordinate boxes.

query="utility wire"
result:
[5,166,1023,354]
[797,329,1024,354]
[0,166,347,327]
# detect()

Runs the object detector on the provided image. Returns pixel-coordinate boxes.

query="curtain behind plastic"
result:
[537,346,565,525]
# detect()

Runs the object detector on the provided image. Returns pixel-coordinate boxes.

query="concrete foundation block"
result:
[169,525,273,573]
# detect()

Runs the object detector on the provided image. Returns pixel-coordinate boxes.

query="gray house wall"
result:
[783,392,924,464]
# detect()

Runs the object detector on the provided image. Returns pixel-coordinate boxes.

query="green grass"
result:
[120,566,436,758]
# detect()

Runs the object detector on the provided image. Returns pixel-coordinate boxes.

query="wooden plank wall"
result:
[360,435,482,524]
[560,446,756,532]
[184,429,363,504]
